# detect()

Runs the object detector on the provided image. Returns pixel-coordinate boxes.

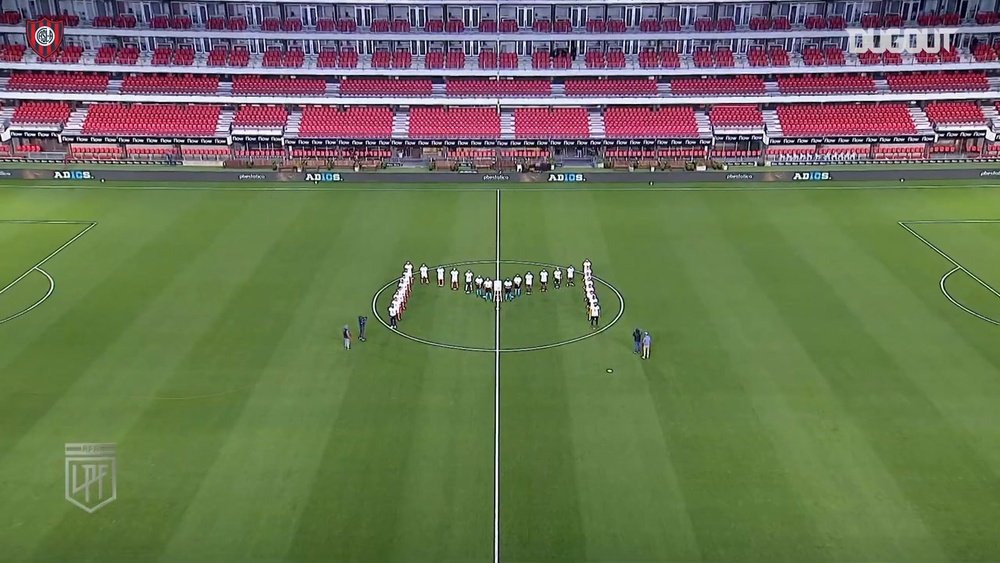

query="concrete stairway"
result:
[908,106,934,133]
[392,108,409,138]
[587,109,605,138]
[695,111,713,137]
[285,110,302,137]
[500,110,516,139]
[62,107,89,134]
[762,109,783,136]
[216,109,234,135]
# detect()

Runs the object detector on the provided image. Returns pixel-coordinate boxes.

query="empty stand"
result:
[924,102,987,125]
[409,107,500,139]
[12,101,71,125]
[82,104,221,136]
[233,76,326,96]
[8,72,108,93]
[887,72,989,92]
[297,106,393,138]
[121,74,218,94]
[777,75,876,94]
[564,79,658,96]
[776,104,916,136]
[445,78,550,97]
[709,105,764,128]
[232,106,288,128]
[604,107,700,138]
[514,108,589,139]
[671,77,765,95]
[339,78,432,96]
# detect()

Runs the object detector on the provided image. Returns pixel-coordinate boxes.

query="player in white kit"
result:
[566,265,575,287]
[484,278,493,301]
[450,268,459,290]
[539,269,549,292]
[525,271,534,294]
[475,275,484,297]
[553,267,562,289]
[419,263,429,284]
[464,270,474,293]
[437,266,445,287]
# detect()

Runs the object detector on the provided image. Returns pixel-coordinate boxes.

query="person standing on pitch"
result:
[553,267,562,289]
[525,271,533,294]
[567,264,575,287]
[641,332,651,360]
[475,274,484,297]
[539,268,549,292]
[419,263,430,285]
[589,300,600,328]
[513,274,522,298]
[450,267,460,291]
[359,315,368,342]
[343,325,352,350]
[388,304,398,330]
[464,270,474,293]
[504,278,513,301]
[436,265,446,287]
[632,327,642,354]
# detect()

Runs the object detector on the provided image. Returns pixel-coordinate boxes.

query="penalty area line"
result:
[899,221,1000,325]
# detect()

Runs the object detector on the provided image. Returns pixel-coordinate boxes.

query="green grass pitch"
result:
[1,180,1000,562]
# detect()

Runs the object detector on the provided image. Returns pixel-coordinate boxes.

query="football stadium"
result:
[2,1,1000,562]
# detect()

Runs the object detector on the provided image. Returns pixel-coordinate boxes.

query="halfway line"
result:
[493,188,501,563]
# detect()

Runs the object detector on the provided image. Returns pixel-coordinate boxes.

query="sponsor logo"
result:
[0,170,11,177]
[26,18,63,60]
[53,171,93,180]
[846,27,956,55]
[305,172,343,182]
[792,172,831,181]
[726,173,754,180]
[65,443,117,513]
[237,173,266,180]
[481,174,510,182]
[547,173,587,183]
[980,170,1000,177]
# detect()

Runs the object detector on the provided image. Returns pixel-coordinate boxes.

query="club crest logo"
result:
[26,18,63,60]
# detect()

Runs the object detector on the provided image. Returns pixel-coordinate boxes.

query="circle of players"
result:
[384,260,602,331]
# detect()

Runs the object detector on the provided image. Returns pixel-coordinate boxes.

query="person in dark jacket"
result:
[633,328,642,354]
[358,315,367,342]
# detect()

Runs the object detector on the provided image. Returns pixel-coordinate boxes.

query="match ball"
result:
[100,178,105,183]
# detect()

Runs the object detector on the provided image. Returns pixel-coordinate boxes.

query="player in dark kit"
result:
[359,315,368,342]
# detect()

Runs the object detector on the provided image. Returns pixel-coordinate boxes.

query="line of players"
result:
[414,262,579,302]
[583,259,601,328]
[387,262,415,330]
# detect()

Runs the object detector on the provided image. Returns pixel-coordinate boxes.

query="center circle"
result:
[370,259,625,353]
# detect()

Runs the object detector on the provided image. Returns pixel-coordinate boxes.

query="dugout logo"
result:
[53,170,93,180]
[792,172,831,181]
[547,173,587,183]
[305,172,343,182]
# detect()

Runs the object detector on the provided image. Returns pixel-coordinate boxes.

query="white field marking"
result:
[0,267,54,325]
[940,267,1000,326]
[6,182,1000,193]
[0,221,97,296]
[0,219,96,224]
[899,219,1000,224]
[899,221,1000,325]
[368,259,625,353]
[493,189,501,563]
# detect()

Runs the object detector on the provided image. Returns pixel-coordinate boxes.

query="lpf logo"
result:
[847,27,957,55]
[65,443,117,513]
[26,18,63,60]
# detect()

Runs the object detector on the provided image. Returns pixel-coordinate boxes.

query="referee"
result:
[358,315,368,342]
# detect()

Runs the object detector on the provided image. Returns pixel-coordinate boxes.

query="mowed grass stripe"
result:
[621,194,828,563]
[720,194,1000,561]
[386,194,494,562]
[561,190,703,562]
[500,192,587,563]
[24,193,318,561]
[288,191,494,563]
[153,192,371,561]
[679,194,947,562]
